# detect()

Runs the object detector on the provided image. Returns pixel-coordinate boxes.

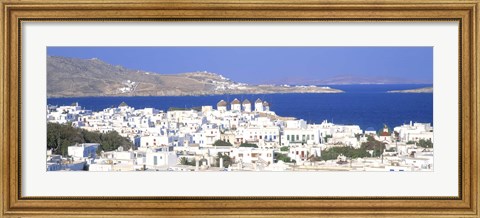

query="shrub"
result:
[213,140,233,147]
[239,143,258,148]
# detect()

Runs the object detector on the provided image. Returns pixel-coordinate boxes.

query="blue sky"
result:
[47,47,433,84]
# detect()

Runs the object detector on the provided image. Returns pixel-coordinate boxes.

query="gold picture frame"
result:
[1,0,478,217]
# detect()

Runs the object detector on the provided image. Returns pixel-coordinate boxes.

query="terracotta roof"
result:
[217,100,227,106]
[231,98,241,104]
[380,131,390,136]
[255,98,263,103]
[242,99,251,104]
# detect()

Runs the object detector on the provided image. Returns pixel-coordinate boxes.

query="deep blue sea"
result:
[47,84,433,131]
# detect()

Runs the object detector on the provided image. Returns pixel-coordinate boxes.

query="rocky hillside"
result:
[47,56,343,97]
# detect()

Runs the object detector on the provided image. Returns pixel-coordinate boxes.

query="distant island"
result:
[266,75,430,86]
[47,56,343,98]
[387,87,433,93]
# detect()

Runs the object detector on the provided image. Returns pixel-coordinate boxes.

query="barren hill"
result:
[47,56,343,97]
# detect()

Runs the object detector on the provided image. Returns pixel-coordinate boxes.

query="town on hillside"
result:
[46,99,434,172]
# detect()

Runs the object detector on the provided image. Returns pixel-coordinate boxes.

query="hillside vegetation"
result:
[47,122,133,156]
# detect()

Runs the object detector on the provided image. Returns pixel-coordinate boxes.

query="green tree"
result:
[280,146,290,152]
[215,152,232,168]
[361,135,386,157]
[275,153,291,162]
[47,123,85,156]
[179,157,196,166]
[320,146,371,161]
[97,130,132,153]
[385,147,396,152]
[239,143,258,148]
[323,135,333,143]
[213,140,233,147]
[180,157,188,165]
[82,129,101,143]
[354,133,362,141]
[47,123,133,156]
[417,139,433,148]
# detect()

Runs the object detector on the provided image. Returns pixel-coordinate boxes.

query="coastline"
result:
[387,87,433,93]
[46,89,345,98]
[47,85,434,131]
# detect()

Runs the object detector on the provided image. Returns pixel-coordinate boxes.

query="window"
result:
[153,156,158,165]
[287,135,290,140]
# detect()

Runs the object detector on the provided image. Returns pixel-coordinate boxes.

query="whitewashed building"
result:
[68,143,99,160]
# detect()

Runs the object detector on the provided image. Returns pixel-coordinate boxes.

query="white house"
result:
[145,147,178,169]
[242,126,280,145]
[287,146,321,163]
[285,119,307,129]
[230,147,274,165]
[200,124,221,147]
[68,143,99,160]
[282,128,320,146]
[140,135,170,148]
[394,122,433,143]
